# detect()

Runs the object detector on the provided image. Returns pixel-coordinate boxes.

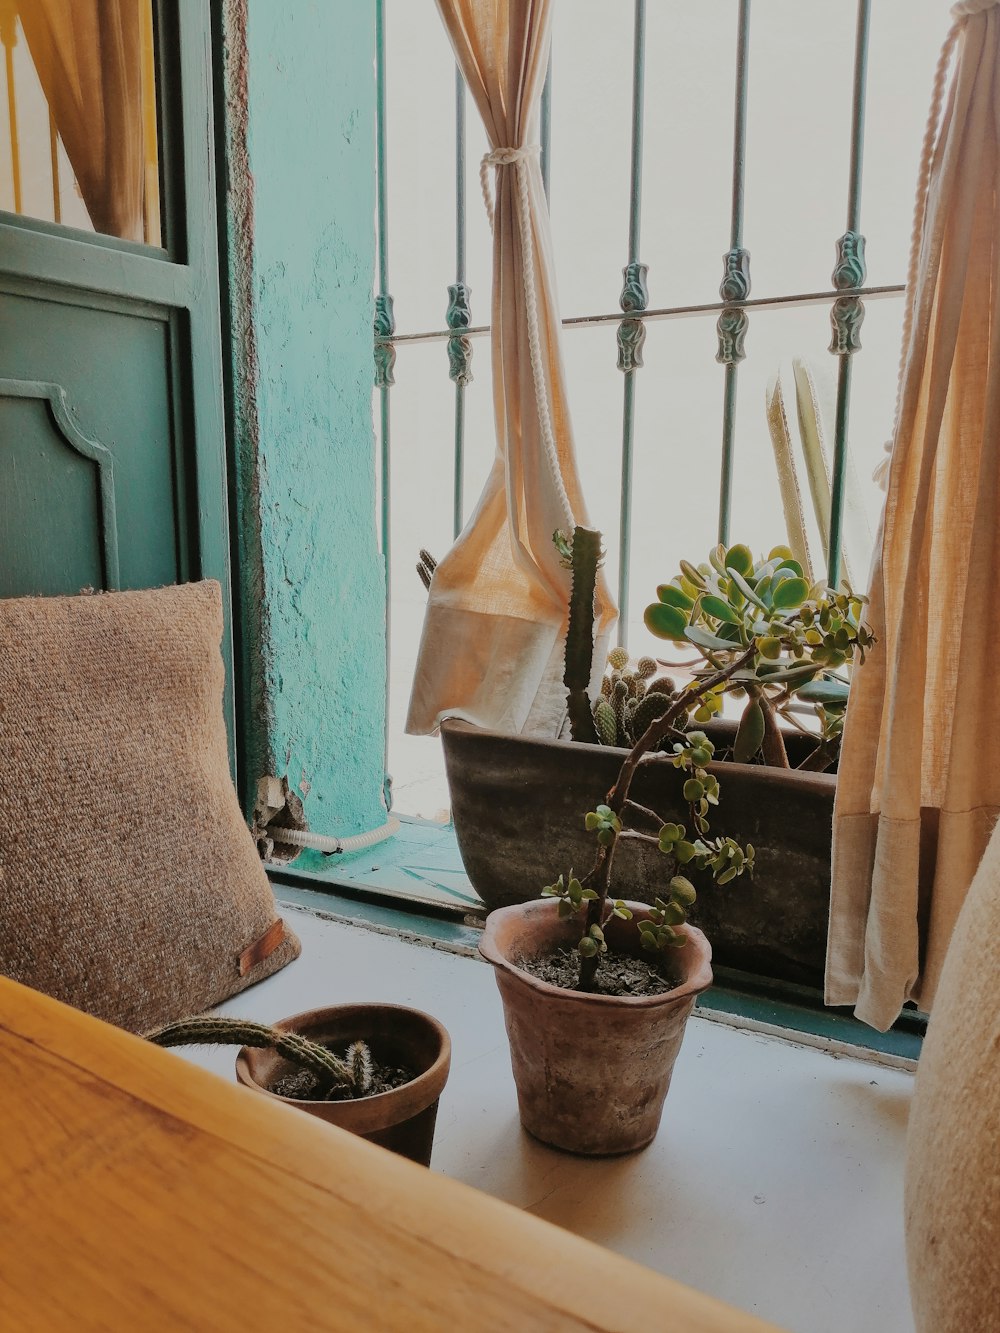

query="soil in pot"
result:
[269,1051,416,1102]
[517,947,678,997]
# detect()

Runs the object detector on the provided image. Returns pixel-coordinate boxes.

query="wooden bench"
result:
[0,977,785,1331]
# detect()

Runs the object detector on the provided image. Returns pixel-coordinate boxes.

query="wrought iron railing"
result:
[373,0,915,805]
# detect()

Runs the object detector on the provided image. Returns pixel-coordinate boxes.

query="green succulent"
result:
[643,542,874,770]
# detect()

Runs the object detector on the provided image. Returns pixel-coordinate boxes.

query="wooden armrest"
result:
[0,977,785,1332]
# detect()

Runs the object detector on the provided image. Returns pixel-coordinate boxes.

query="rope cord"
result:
[480,144,574,531]
[875,15,964,489]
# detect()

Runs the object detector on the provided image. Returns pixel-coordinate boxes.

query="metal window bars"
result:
[373,0,898,793]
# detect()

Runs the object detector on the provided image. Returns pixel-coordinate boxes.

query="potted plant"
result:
[479,643,756,1155]
[148,1004,451,1167]
[443,532,873,988]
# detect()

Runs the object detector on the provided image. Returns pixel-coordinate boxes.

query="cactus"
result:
[589,650,679,749]
[146,1015,373,1097]
[558,527,604,743]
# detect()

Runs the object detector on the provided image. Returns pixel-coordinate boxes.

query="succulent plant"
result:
[556,526,604,744]
[545,660,757,992]
[642,542,874,771]
[594,647,677,748]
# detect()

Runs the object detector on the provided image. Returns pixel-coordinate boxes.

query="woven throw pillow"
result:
[0,581,300,1033]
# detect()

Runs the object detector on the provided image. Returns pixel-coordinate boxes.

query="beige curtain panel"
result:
[19,0,146,241]
[828,0,1000,1031]
[406,0,616,739]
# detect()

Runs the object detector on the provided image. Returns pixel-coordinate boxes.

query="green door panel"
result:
[0,382,112,597]
[0,292,179,595]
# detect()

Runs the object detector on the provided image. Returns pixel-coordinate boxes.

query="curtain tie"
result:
[479,144,541,228]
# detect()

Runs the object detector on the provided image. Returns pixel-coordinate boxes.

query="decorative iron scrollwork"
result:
[617,262,648,372]
[446,282,473,386]
[719,247,751,304]
[716,307,749,366]
[716,248,750,366]
[374,293,396,388]
[829,231,866,356]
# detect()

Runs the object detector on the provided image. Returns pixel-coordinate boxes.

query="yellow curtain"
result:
[18,0,145,241]
[406,0,616,739]
[828,0,1000,1030]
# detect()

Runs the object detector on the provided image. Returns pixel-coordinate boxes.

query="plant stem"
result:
[576,643,757,989]
[758,691,790,768]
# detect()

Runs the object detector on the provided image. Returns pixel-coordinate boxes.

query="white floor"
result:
[179,906,916,1333]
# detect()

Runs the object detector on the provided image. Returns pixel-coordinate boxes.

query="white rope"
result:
[479,144,540,227]
[875,15,963,490]
[480,144,574,531]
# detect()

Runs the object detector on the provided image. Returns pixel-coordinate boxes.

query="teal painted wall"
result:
[226,0,386,834]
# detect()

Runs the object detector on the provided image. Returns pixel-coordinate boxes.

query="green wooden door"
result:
[0,2,234,740]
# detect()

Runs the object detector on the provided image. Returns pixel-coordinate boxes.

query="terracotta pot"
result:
[480,900,713,1156]
[443,718,836,988]
[235,1004,451,1166]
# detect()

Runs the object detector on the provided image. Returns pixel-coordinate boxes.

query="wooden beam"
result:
[0,977,786,1332]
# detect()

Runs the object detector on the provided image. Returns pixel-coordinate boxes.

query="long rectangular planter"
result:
[441,719,837,990]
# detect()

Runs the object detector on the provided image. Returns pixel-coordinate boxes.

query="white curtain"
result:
[828,0,1000,1030]
[406,0,616,739]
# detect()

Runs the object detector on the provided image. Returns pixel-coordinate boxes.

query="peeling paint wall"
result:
[224,0,385,834]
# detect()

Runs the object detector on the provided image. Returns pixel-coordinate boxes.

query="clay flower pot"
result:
[480,900,712,1156]
[236,1003,451,1167]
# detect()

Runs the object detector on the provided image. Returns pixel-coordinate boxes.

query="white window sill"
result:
[178,904,915,1333]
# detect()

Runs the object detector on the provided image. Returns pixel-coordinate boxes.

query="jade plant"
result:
[549,527,759,992]
[545,643,759,991]
[642,543,874,770]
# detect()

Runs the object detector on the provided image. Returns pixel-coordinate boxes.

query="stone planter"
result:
[236,1003,451,1166]
[480,899,713,1155]
[443,718,836,989]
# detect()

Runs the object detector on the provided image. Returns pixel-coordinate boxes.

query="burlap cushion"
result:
[904,820,1000,1331]
[0,581,300,1033]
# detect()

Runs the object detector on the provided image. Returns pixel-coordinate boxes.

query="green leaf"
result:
[758,636,782,661]
[684,625,737,653]
[701,594,741,625]
[773,558,804,578]
[679,559,708,590]
[795,678,851,704]
[683,778,705,802]
[657,583,694,610]
[578,936,599,959]
[675,840,697,864]
[756,661,820,684]
[710,544,731,575]
[724,543,754,576]
[733,698,766,763]
[670,876,697,905]
[662,900,686,925]
[727,566,768,610]
[644,602,688,641]
[771,576,809,609]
